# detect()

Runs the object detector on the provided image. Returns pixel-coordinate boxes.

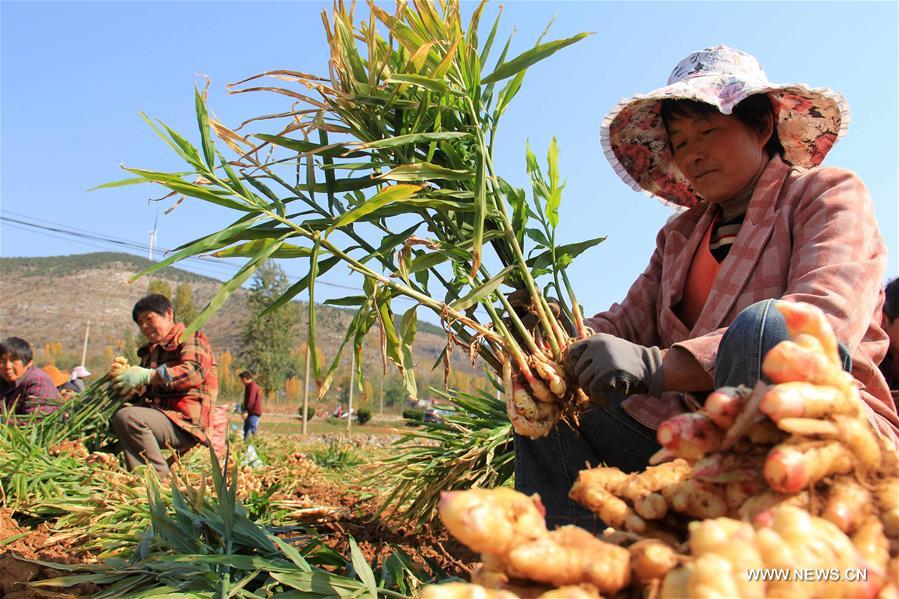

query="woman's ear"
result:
[758,111,775,147]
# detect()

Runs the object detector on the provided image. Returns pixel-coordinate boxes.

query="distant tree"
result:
[360,379,374,408]
[293,343,325,378]
[284,377,303,402]
[334,372,351,405]
[383,376,407,407]
[173,283,198,325]
[217,350,240,401]
[240,261,297,398]
[116,328,140,365]
[42,342,63,365]
[147,279,172,299]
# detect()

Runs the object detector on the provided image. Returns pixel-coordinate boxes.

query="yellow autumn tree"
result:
[218,350,241,401]
[295,342,325,369]
[284,377,303,402]
[42,341,63,365]
[359,379,374,408]
[446,370,473,394]
[147,279,172,299]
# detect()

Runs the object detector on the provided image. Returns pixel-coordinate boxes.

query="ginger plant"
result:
[98,0,599,438]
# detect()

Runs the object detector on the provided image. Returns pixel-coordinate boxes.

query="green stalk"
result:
[418,203,543,361]
[466,99,561,359]
[562,269,588,339]
[495,291,541,356]
[482,301,529,374]
[260,209,502,342]
[253,154,468,319]
[484,148,566,356]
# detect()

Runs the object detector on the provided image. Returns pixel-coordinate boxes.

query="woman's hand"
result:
[563,333,665,401]
[112,365,153,392]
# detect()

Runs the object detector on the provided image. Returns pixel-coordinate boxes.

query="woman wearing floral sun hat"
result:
[515,45,899,530]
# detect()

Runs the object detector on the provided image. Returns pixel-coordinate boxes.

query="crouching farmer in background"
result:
[111,294,217,480]
[881,277,899,399]
[1,336,61,422]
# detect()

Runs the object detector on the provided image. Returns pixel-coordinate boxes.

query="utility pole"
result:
[301,346,311,435]
[147,208,159,261]
[80,321,91,366]
[346,353,355,434]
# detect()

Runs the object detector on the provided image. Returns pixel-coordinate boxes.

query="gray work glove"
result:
[563,333,665,402]
[506,288,576,337]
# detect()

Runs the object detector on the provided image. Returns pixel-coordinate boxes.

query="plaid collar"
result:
[140,322,186,356]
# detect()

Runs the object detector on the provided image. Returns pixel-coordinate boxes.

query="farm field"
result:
[2,0,899,596]
[0,420,483,598]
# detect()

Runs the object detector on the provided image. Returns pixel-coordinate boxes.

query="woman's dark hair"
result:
[132,294,174,323]
[239,371,253,379]
[660,94,785,159]
[884,278,899,322]
[0,337,33,363]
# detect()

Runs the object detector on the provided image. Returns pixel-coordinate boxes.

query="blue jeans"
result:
[514,299,851,530]
[243,414,260,439]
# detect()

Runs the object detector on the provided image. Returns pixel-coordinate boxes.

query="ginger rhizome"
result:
[424,302,899,598]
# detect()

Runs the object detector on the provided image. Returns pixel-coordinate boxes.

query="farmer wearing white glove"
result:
[112,365,153,392]
[111,294,218,479]
[516,45,898,530]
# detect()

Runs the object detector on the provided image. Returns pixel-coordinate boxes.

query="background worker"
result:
[68,365,91,394]
[41,364,70,390]
[516,46,899,530]
[41,364,78,400]
[881,278,899,397]
[239,371,262,439]
[0,336,60,421]
[110,294,217,479]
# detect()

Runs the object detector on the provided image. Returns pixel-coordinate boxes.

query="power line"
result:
[3,209,255,276]
[1,214,239,277]
[1,210,491,317]
[0,211,357,291]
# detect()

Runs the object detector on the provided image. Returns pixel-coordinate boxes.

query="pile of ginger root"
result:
[421,301,899,599]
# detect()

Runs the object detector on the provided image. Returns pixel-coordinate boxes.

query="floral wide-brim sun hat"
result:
[600,45,851,208]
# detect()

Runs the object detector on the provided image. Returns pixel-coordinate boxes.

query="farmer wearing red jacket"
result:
[516,46,899,529]
[239,371,262,439]
[111,294,218,479]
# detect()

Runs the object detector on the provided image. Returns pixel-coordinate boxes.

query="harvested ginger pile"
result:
[422,302,899,598]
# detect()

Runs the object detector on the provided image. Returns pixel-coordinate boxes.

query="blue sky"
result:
[2,1,897,321]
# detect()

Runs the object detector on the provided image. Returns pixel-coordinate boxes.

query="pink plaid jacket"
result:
[585,156,899,443]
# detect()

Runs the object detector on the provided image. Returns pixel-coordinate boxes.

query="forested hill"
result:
[1,252,215,284]
[0,252,473,380]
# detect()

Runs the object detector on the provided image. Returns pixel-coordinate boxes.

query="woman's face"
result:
[136,308,175,344]
[0,353,30,383]
[667,111,771,205]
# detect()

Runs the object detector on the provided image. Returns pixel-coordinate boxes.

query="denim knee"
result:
[715,299,788,388]
[716,299,851,389]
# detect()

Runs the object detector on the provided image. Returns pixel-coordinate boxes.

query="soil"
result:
[288,479,477,576]
[0,509,98,598]
[0,477,476,597]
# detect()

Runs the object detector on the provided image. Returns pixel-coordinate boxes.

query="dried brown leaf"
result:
[227,69,326,89]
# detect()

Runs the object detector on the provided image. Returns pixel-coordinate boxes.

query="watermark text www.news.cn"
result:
[746,568,868,583]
